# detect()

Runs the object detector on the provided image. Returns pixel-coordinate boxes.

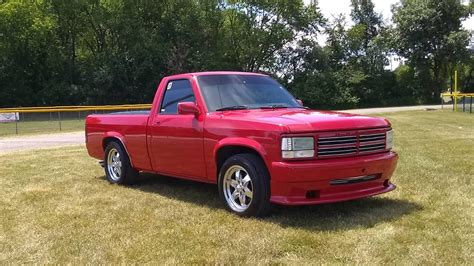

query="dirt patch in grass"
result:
[0,110,472,263]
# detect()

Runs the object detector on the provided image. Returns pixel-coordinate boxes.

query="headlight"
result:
[281,137,315,159]
[386,130,393,150]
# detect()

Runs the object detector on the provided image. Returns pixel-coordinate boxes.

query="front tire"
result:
[104,141,138,185]
[218,153,272,217]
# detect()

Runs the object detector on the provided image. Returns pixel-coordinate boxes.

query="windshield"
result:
[197,74,302,112]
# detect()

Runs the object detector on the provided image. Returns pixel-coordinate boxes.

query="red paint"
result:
[86,71,398,205]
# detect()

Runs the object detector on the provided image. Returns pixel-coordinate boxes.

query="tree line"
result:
[0,0,472,109]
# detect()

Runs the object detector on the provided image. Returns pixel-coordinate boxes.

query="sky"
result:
[306,0,474,45]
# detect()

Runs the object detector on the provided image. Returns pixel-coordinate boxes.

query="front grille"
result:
[317,130,388,158]
[359,133,386,153]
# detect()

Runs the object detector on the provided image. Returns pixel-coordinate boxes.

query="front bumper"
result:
[269,151,398,205]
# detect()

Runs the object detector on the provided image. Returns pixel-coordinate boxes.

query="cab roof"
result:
[166,71,268,79]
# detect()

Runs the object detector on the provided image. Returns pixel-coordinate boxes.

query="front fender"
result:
[209,137,271,181]
[213,137,268,160]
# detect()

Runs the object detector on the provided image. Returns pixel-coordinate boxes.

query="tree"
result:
[0,0,65,107]
[287,0,396,109]
[288,16,361,109]
[0,0,471,109]
[221,0,324,72]
[350,0,382,50]
[392,0,471,102]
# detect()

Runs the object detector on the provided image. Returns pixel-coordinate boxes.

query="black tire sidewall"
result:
[104,141,135,184]
[218,153,270,217]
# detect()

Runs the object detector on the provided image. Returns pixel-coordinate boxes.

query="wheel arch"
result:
[214,138,270,181]
[102,133,134,167]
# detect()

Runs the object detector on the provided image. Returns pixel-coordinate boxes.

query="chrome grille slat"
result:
[359,145,385,150]
[360,133,385,137]
[359,136,385,141]
[319,151,356,156]
[359,149,385,153]
[319,150,357,153]
[360,140,385,145]
[318,139,357,145]
[319,149,357,154]
[317,130,387,158]
[319,146,357,151]
[318,136,357,140]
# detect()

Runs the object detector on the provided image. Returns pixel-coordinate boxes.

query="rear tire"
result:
[104,141,138,185]
[218,153,272,217]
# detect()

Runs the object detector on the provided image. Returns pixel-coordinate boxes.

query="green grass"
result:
[0,110,472,264]
[0,119,85,136]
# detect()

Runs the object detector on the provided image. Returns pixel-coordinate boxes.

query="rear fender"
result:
[102,132,135,168]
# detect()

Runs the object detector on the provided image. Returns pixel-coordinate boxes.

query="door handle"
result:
[155,121,161,125]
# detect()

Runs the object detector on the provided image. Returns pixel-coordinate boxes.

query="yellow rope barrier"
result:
[441,93,474,97]
[0,104,152,113]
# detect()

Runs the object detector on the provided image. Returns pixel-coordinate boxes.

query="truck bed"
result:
[85,112,152,171]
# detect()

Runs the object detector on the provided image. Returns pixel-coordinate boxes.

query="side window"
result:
[160,79,195,114]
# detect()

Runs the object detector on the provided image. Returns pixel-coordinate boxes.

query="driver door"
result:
[149,79,206,179]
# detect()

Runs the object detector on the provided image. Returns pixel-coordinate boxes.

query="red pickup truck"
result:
[86,71,398,217]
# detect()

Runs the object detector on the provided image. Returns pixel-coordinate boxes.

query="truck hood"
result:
[220,109,390,133]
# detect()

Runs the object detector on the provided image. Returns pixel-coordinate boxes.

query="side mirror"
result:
[177,102,200,116]
[297,99,304,106]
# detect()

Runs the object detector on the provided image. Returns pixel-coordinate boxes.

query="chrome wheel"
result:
[223,165,253,212]
[107,148,122,181]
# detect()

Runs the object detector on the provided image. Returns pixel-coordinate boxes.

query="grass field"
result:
[0,119,85,136]
[0,110,473,264]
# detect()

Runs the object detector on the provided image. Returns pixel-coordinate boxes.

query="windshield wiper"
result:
[259,104,310,110]
[216,105,249,111]
[258,104,289,109]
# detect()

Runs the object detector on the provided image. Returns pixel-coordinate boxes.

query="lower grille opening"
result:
[330,174,380,186]
[306,190,320,199]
